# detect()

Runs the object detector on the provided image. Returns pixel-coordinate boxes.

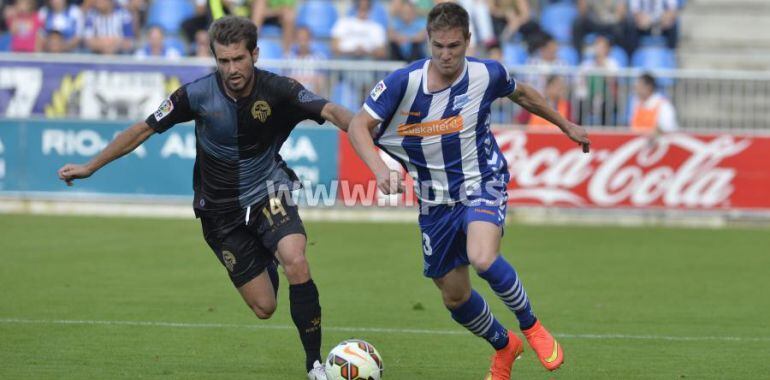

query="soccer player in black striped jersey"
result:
[58,16,352,380]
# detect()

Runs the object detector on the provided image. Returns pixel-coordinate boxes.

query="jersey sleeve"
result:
[273,76,328,125]
[363,71,404,121]
[491,61,517,99]
[145,86,195,134]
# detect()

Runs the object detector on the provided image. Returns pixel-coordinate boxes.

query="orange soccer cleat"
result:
[485,330,524,380]
[522,320,564,371]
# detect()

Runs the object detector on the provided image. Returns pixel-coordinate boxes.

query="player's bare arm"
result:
[57,121,155,186]
[348,110,403,195]
[320,102,354,132]
[508,82,591,153]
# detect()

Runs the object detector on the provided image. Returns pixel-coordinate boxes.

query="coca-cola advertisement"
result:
[337,130,770,210]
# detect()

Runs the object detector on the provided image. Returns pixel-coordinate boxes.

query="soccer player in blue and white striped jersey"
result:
[348,3,590,379]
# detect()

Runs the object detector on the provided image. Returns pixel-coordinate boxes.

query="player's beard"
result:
[225,72,251,95]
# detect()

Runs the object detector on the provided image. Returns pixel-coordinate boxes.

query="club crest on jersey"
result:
[370,80,387,101]
[222,250,236,272]
[452,94,470,111]
[251,100,271,122]
[154,98,173,121]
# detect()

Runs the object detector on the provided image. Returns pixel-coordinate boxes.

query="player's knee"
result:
[250,302,276,320]
[282,253,310,282]
[468,251,497,272]
[442,289,471,309]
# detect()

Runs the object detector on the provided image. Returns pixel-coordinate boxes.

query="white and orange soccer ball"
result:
[324,339,384,380]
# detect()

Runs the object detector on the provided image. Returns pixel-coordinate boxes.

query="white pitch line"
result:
[1,318,769,343]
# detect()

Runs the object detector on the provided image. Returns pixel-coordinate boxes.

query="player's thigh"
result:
[200,217,277,294]
[237,270,277,319]
[432,265,472,309]
[464,202,506,271]
[251,194,309,284]
[420,205,469,279]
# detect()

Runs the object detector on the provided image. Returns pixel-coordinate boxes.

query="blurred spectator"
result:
[520,75,572,129]
[4,0,44,52]
[525,34,568,91]
[43,29,67,52]
[39,0,84,52]
[572,0,629,58]
[435,0,495,52]
[83,0,135,54]
[630,72,678,134]
[191,28,211,57]
[331,0,386,59]
[489,0,540,46]
[251,0,295,50]
[388,0,426,62]
[630,0,678,51]
[577,35,619,125]
[285,26,326,94]
[390,0,432,17]
[181,0,240,43]
[134,24,182,59]
[121,0,147,36]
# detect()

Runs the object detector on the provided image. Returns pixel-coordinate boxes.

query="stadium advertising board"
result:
[337,130,770,211]
[0,120,338,199]
[0,60,209,119]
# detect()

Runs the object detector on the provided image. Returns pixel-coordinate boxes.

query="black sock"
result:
[290,279,322,372]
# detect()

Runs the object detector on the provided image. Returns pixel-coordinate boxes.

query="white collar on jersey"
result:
[422,58,469,95]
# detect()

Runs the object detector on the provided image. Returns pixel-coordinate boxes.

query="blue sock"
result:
[478,255,537,330]
[449,290,509,350]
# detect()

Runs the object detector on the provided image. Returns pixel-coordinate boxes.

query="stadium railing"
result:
[1,53,769,132]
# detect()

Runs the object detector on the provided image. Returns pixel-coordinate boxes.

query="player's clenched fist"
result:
[57,163,93,186]
[375,168,404,195]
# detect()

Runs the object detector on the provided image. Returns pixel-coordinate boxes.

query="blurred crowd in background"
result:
[1,0,682,66]
[0,0,685,128]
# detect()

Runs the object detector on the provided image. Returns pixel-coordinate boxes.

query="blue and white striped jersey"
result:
[363,57,516,205]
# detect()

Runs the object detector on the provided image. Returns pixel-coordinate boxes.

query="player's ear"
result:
[252,47,259,64]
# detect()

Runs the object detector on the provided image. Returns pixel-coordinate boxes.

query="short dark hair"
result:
[639,72,657,90]
[427,2,470,40]
[208,16,258,56]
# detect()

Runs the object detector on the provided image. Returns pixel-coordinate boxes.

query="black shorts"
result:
[199,195,306,287]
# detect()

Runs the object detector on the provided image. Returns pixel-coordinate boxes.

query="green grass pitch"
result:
[1,214,769,379]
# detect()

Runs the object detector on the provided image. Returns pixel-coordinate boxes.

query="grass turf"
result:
[1,214,769,379]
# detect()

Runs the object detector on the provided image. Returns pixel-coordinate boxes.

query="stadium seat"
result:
[296,0,338,39]
[259,39,285,60]
[346,0,389,30]
[312,41,332,59]
[331,81,361,112]
[610,46,629,68]
[557,45,579,66]
[540,3,578,43]
[165,37,188,56]
[0,33,10,52]
[260,24,283,39]
[632,46,676,70]
[146,0,195,34]
[502,43,528,66]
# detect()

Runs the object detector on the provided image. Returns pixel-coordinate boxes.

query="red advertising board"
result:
[337,131,770,210]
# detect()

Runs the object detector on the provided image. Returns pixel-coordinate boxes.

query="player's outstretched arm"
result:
[57,121,155,186]
[508,82,591,153]
[348,110,403,195]
[320,102,354,132]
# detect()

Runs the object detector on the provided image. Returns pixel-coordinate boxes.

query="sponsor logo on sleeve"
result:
[154,98,174,121]
[370,80,387,101]
[298,89,323,103]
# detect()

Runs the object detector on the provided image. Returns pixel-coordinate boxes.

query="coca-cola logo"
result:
[497,131,752,208]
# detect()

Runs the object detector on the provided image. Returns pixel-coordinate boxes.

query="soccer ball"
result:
[324,339,384,380]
